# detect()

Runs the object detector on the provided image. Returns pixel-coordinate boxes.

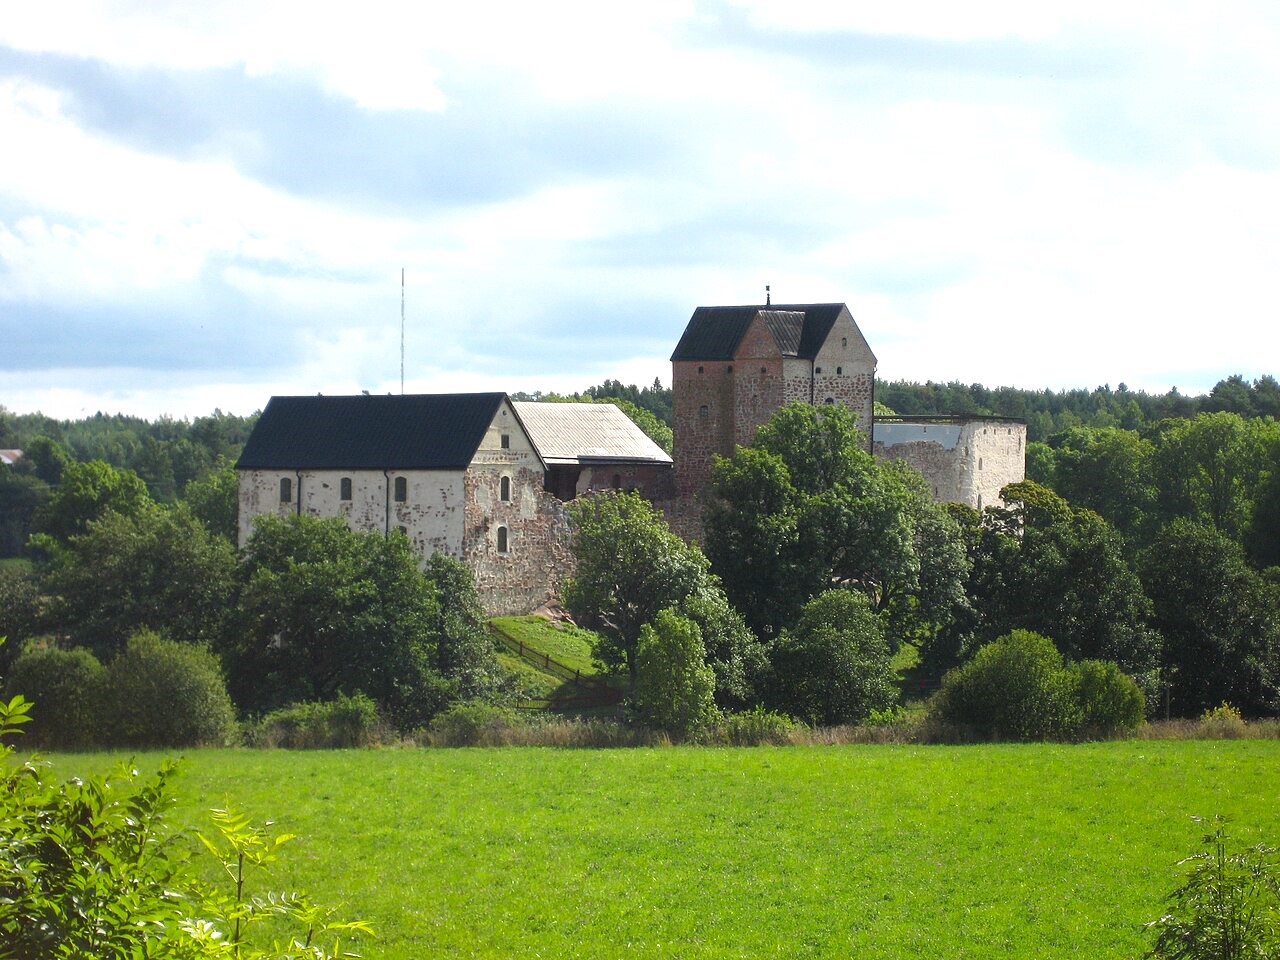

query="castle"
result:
[236,301,1025,614]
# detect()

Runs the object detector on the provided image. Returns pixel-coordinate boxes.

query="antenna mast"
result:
[400,268,405,395]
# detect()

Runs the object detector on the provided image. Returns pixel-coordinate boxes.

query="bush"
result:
[631,609,719,738]
[1199,702,1249,739]
[245,692,385,748]
[930,630,1081,741]
[767,590,896,725]
[3,646,104,748]
[428,702,525,746]
[721,706,797,746]
[1070,659,1145,738]
[102,630,237,747]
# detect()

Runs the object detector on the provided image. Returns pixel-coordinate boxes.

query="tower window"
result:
[279,477,292,502]
[698,404,709,418]
[697,365,704,374]
[979,457,984,470]
[394,476,407,502]
[726,365,733,374]
[842,337,847,349]
[340,477,352,501]
[815,366,822,374]
[836,366,843,375]
[500,476,511,502]
[501,434,510,449]
[497,526,509,553]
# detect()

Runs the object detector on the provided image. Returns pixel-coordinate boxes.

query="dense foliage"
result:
[631,609,718,736]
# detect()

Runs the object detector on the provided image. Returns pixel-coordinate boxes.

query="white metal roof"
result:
[511,402,673,466]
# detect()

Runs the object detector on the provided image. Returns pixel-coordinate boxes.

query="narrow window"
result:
[612,474,622,489]
[394,476,407,502]
[500,476,511,502]
[697,365,704,374]
[279,477,292,502]
[497,526,509,553]
[340,477,352,501]
[698,404,709,418]
[842,337,847,349]
[979,457,984,471]
[836,366,843,375]
[501,434,510,450]
[726,364,733,374]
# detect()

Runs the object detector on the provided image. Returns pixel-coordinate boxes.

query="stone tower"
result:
[669,303,877,497]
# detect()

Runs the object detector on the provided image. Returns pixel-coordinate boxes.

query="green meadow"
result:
[48,741,1280,959]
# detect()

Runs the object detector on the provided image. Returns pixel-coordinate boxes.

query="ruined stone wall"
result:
[781,357,814,405]
[464,398,574,616]
[672,358,736,498]
[873,419,1026,510]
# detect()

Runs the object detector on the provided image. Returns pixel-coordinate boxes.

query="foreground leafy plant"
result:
[1146,816,1280,959]
[0,637,372,958]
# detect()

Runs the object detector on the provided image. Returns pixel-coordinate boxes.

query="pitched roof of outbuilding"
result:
[512,402,672,465]
[669,303,851,361]
[235,393,507,470]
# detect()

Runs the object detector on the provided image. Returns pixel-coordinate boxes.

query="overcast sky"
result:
[2,1,1278,419]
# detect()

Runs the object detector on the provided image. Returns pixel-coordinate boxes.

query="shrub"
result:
[631,609,719,738]
[1070,659,1145,738]
[3,646,104,748]
[102,630,237,747]
[429,702,525,746]
[245,692,385,748]
[1198,702,1249,739]
[767,590,896,725]
[930,630,1081,741]
[1146,816,1280,959]
[721,706,797,746]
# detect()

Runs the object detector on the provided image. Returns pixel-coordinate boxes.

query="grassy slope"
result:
[490,615,603,677]
[48,742,1280,959]
[0,556,33,574]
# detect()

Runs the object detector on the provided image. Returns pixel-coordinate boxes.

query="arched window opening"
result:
[841,337,847,349]
[497,526,509,553]
[836,366,843,375]
[500,476,511,502]
[697,365,704,375]
[279,477,292,502]
[340,477,352,501]
[824,397,834,405]
[978,457,984,471]
[394,476,407,502]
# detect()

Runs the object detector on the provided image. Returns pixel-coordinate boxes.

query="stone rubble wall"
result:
[873,419,1027,510]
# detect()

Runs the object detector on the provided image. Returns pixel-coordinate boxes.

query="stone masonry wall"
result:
[873,419,1026,510]
[673,358,736,498]
[463,399,574,616]
[731,316,786,448]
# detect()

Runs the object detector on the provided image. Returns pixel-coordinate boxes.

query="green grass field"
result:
[46,741,1280,959]
[491,615,603,677]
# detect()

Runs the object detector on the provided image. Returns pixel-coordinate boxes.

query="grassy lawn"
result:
[490,615,605,677]
[45,741,1280,959]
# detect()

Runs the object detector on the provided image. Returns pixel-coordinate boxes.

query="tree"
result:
[563,491,711,685]
[32,459,150,544]
[183,458,239,541]
[972,481,1161,687]
[631,609,718,736]
[766,589,895,725]
[705,402,970,647]
[1140,519,1280,716]
[425,551,505,702]
[0,466,49,557]
[43,502,236,659]
[21,435,69,485]
[230,515,450,728]
[1049,426,1156,538]
[675,585,769,710]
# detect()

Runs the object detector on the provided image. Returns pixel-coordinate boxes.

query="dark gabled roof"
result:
[669,303,850,361]
[236,393,506,470]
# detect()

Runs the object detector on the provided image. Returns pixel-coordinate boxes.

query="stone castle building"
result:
[668,301,1025,511]
[235,299,1024,613]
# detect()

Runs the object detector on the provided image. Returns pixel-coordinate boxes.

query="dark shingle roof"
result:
[236,393,506,470]
[669,303,850,361]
